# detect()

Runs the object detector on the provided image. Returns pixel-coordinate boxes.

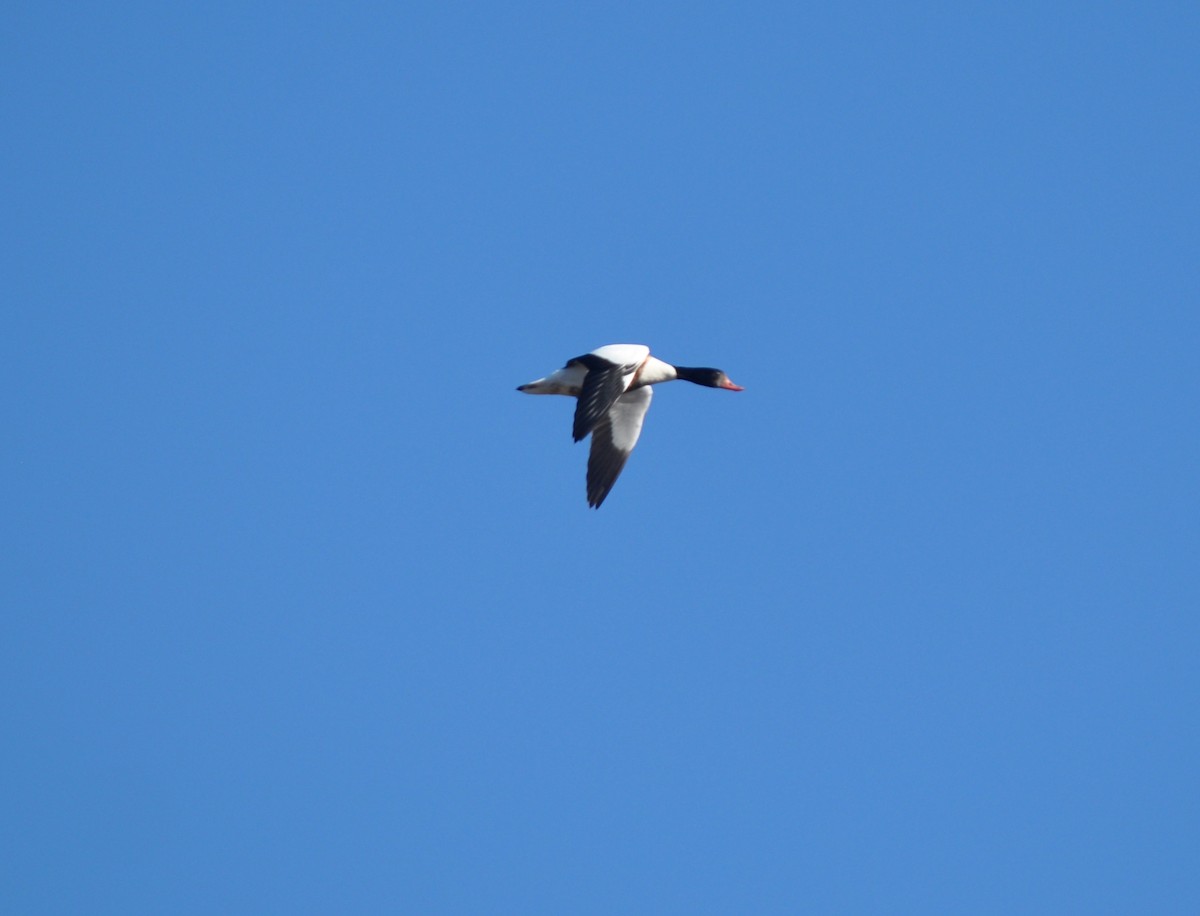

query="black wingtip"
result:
[572,411,594,442]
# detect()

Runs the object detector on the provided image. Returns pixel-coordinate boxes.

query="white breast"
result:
[633,356,678,387]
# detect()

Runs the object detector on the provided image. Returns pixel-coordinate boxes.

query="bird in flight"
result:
[517,344,743,508]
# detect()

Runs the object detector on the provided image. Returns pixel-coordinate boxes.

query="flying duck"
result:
[517,344,743,508]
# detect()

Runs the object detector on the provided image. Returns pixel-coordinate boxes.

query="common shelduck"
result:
[518,344,743,508]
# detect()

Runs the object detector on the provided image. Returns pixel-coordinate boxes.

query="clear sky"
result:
[3,2,1198,913]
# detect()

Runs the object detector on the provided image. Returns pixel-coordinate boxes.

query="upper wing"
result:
[571,353,639,442]
[589,343,650,366]
[586,386,653,508]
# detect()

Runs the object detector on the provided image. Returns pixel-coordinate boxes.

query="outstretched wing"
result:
[586,386,653,508]
[571,353,639,442]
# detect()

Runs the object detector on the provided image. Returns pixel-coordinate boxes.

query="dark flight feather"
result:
[570,354,637,442]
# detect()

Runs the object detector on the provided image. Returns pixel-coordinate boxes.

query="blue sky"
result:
[3,2,1198,912]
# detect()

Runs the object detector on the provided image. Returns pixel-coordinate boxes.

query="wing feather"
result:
[571,354,638,442]
[586,386,653,508]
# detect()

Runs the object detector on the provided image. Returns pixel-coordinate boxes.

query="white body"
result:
[519,344,676,395]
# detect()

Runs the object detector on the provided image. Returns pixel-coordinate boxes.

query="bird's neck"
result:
[672,366,709,385]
